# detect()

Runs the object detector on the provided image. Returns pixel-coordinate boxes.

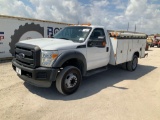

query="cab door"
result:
[86,28,110,70]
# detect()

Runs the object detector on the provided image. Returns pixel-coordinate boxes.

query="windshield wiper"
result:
[59,38,69,40]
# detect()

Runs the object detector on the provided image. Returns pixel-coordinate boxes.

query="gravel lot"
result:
[0,47,160,120]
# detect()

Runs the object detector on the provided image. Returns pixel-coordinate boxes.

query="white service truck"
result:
[12,25,147,95]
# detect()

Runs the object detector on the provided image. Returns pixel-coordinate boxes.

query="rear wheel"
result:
[127,55,138,71]
[56,66,82,95]
[121,62,127,70]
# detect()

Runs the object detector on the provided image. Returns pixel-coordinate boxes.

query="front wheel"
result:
[127,55,138,71]
[56,66,82,95]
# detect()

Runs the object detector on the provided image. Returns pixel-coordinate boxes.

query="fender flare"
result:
[52,51,87,75]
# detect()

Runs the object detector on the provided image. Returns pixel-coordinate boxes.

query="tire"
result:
[56,66,82,95]
[9,23,44,56]
[127,55,138,71]
[121,62,127,70]
[158,44,160,48]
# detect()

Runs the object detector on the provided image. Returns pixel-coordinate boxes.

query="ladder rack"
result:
[108,30,147,39]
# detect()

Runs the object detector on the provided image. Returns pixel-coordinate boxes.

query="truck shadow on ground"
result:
[146,49,153,51]
[24,65,156,100]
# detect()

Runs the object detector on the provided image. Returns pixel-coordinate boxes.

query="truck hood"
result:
[19,38,82,50]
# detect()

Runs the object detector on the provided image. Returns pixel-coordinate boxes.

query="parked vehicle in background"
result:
[147,36,154,46]
[150,35,160,48]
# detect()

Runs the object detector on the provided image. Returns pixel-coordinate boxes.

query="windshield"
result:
[53,26,92,42]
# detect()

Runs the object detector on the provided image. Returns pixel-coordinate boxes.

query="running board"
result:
[85,66,108,77]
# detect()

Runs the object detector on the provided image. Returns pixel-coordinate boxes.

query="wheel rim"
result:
[132,57,137,69]
[65,73,78,88]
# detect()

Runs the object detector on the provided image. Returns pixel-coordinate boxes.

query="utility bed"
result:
[108,31,147,65]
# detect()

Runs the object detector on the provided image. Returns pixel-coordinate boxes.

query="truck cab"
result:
[12,25,147,95]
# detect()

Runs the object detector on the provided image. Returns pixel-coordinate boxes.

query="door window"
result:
[89,28,105,40]
[88,28,106,47]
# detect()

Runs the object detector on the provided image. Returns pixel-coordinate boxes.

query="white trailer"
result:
[0,15,69,59]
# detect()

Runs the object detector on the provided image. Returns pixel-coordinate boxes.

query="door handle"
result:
[106,47,109,52]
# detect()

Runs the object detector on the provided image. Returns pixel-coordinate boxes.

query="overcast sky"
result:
[0,0,160,34]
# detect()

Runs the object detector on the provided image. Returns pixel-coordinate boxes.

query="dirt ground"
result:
[0,47,160,120]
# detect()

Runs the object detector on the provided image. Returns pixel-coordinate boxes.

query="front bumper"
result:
[12,58,59,87]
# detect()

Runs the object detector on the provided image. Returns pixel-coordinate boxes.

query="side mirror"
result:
[88,41,93,47]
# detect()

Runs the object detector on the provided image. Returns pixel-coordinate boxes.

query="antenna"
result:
[127,22,129,31]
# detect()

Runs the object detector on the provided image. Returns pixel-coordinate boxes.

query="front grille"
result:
[15,43,41,68]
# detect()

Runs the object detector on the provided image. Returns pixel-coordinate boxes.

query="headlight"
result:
[41,50,58,67]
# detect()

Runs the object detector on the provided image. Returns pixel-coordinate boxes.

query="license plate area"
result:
[16,67,21,75]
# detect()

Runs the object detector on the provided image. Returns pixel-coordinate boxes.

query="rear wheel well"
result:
[134,52,139,58]
[61,59,84,74]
